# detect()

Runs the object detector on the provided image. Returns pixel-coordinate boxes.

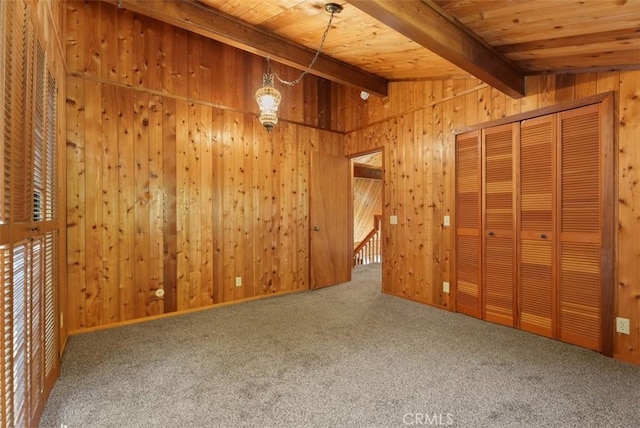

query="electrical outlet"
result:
[443,215,450,227]
[616,317,630,335]
[235,276,242,287]
[390,215,398,225]
[443,281,450,293]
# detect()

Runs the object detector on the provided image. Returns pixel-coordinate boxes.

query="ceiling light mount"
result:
[256,3,343,133]
[325,3,343,14]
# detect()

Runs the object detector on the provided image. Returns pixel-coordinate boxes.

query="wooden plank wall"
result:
[64,1,348,132]
[64,0,344,332]
[344,72,640,366]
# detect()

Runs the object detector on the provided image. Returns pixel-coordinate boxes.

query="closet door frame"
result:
[599,96,616,356]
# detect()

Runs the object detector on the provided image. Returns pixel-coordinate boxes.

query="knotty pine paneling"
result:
[64,0,346,331]
[345,71,640,366]
[66,75,342,331]
[64,0,347,132]
[617,71,640,364]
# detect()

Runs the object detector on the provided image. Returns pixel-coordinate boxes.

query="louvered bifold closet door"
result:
[483,124,517,327]
[519,116,556,337]
[455,131,482,318]
[558,104,602,351]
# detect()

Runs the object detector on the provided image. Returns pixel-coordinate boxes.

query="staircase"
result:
[354,215,382,266]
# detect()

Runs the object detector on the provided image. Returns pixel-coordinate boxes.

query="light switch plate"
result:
[390,215,398,225]
[443,281,450,293]
[235,276,242,287]
[443,215,450,227]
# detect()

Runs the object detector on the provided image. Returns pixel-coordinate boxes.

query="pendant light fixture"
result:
[255,3,343,133]
[254,64,281,134]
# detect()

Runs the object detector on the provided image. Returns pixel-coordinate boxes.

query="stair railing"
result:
[354,214,382,266]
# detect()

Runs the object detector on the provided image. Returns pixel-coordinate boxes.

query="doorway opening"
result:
[350,150,383,268]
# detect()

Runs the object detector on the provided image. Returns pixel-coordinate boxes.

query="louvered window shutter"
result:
[2,1,30,425]
[455,131,482,318]
[2,0,29,224]
[10,242,29,428]
[29,238,44,420]
[519,116,555,337]
[482,124,516,327]
[33,42,45,223]
[43,232,57,378]
[1,1,61,425]
[0,0,5,222]
[45,71,57,222]
[558,104,602,351]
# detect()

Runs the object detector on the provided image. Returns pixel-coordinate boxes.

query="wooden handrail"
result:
[354,214,382,254]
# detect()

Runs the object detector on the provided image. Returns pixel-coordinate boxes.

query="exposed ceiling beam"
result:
[102,0,389,97]
[354,164,382,180]
[347,0,526,98]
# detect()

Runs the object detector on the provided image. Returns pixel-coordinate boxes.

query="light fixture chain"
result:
[272,10,336,87]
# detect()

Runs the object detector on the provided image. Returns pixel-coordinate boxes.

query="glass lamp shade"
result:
[255,73,282,133]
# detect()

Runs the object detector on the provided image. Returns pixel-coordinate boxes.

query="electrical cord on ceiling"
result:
[269,4,340,87]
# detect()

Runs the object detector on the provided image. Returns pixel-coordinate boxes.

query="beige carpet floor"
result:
[40,263,640,427]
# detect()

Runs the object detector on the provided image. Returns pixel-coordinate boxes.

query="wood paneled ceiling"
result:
[108,0,640,98]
